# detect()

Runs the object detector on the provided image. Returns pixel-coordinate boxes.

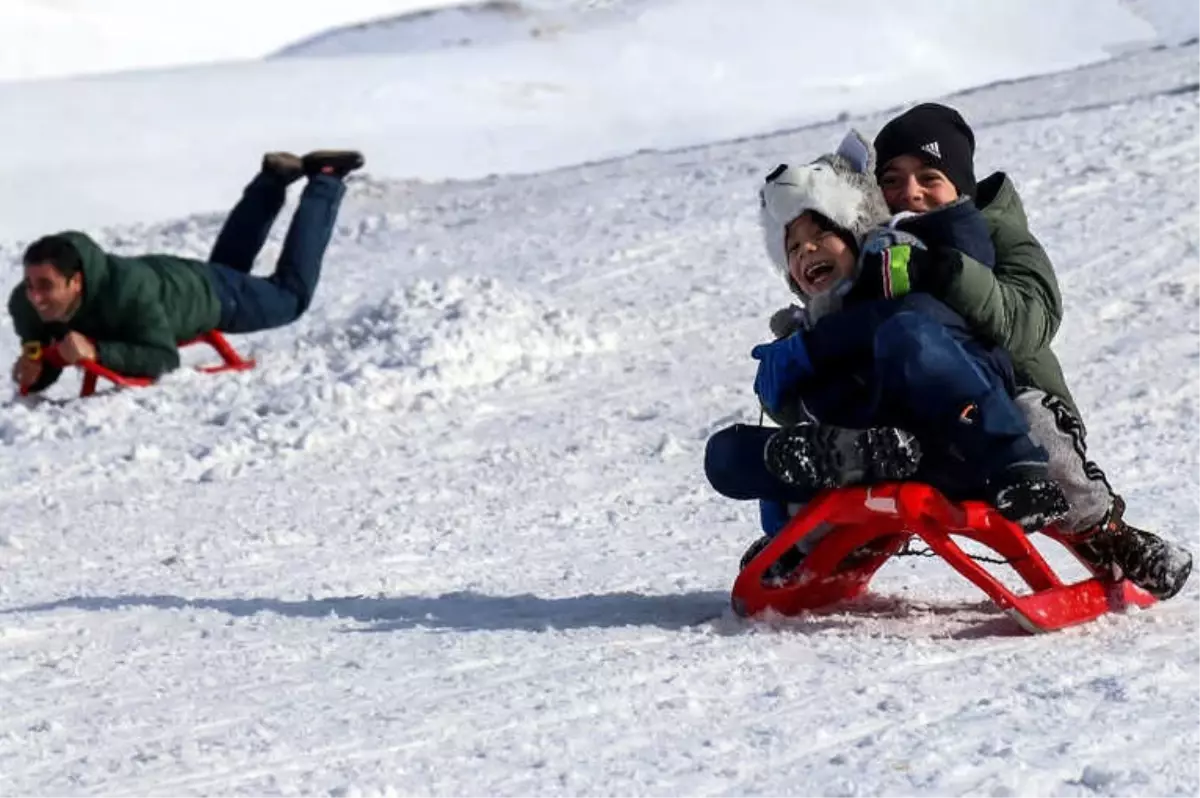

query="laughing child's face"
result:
[784,211,856,297]
[878,154,959,212]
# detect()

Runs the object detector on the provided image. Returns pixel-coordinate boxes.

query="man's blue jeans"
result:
[205,172,346,333]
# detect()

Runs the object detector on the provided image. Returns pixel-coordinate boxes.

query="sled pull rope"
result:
[895,538,1031,567]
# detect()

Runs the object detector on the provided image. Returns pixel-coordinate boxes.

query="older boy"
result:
[863,103,1189,599]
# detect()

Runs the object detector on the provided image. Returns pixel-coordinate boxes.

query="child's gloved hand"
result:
[751,333,813,413]
[854,243,963,301]
[768,304,809,340]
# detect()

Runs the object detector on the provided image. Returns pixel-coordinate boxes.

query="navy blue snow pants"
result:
[705,309,1045,518]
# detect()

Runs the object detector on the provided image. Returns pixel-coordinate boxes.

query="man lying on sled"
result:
[706,129,1191,602]
[9,149,363,394]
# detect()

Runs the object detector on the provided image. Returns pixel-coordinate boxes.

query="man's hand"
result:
[12,355,42,391]
[56,332,97,365]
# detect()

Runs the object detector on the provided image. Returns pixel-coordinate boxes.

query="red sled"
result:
[731,482,1157,633]
[21,330,255,399]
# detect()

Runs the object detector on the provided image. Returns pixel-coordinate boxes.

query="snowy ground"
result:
[0,27,1195,792]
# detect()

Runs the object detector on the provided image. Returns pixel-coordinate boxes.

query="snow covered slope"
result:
[0,39,1195,796]
[268,0,615,59]
[0,0,1162,241]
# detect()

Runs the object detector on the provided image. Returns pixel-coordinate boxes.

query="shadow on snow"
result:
[3,590,1025,637]
[5,590,730,633]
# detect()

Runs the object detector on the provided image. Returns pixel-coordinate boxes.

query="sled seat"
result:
[21,330,255,398]
[731,482,1156,633]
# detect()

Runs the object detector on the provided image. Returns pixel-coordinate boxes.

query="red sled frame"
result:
[731,482,1156,633]
[20,331,255,398]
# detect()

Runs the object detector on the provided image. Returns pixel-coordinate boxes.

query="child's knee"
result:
[704,424,765,499]
[704,426,742,492]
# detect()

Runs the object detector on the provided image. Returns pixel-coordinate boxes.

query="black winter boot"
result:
[989,463,1069,531]
[262,151,304,184]
[1072,496,1193,600]
[739,536,805,582]
[763,423,921,491]
[302,149,365,179]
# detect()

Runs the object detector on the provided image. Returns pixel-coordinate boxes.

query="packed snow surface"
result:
[0,1,1196,795]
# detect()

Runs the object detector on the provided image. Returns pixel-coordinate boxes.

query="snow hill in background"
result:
[0,0,471,83]
[269,0,648,59]
[0,0,1167,241]
[1120,0,1200,44]
[274,0,1200,61]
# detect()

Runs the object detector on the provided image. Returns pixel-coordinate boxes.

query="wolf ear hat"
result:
[758,130,891,299]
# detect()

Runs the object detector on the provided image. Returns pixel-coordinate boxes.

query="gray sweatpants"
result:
[1016,388,1115,532]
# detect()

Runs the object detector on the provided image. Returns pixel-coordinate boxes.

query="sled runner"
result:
[20,330,255,398]
[731,482,1157,633]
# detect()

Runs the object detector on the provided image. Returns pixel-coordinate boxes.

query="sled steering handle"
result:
[18,331,251,398]
[18,340,71,396]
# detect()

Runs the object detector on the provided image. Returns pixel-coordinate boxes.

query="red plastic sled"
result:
[731,482,1156,633]
[20,330,255,398]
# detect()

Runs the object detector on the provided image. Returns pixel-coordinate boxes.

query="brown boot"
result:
[301,150,365,179]
[261,152,304,184]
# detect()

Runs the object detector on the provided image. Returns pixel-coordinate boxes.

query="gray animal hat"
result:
[758,130,891,300]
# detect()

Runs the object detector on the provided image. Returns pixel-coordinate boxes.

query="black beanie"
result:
[873,103,977,198]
